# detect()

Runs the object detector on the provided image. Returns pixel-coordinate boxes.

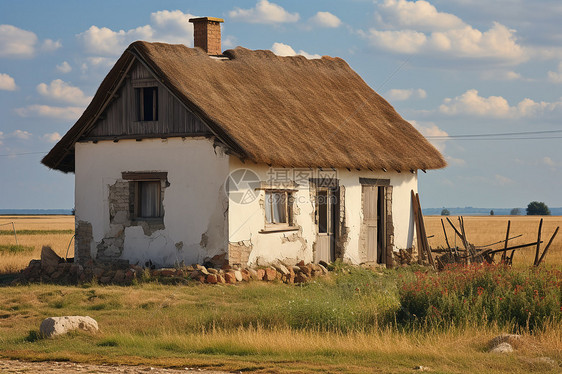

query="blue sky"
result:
[1,0,561,209]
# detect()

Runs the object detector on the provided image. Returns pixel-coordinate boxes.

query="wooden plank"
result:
[416,193,434,269]
[441,218,451,253]
[446,218,466,249]
[500,220,511,263]
[458,216,473,259]
[85,61,211,140]
[484,241,543,255]
[122,171,168,180]
[411,190,424,264]
[534,218,543,266]
[536,226,559,266]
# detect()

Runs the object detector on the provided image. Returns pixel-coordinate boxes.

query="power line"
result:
[0,151,48,157]
[426,129,562,140]
[435,136,562,141]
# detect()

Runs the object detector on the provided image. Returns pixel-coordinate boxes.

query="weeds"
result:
[0,244,34,254]
[397,263,562,330]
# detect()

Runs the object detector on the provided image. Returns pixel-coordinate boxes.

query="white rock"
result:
[489,334,521,348]
[234,270,243,282]
[274,263,290,275]
[489,342,513,354]
[40,316,99,338]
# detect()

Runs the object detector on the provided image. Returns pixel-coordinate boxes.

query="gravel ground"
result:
[0,360,233,374]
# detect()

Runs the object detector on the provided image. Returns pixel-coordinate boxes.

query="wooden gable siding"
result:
[82,60,210,140]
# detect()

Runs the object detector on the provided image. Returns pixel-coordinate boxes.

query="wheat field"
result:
[1,215,561,273]
[424,215,562,267]
[0,215,75,273]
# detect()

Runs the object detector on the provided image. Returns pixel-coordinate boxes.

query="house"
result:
[42,17,445,269]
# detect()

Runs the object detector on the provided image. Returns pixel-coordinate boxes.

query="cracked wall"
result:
[227,159,417,266]
[75,137,229,267]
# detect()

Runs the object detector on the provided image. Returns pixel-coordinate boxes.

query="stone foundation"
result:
[16,248,331,286]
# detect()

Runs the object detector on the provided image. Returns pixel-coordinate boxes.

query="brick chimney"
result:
[189,17,224,55]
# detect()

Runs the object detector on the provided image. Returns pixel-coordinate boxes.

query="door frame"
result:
[359,178,393,267]
[311,178,339,263]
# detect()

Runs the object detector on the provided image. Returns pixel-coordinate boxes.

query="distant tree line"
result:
[526,201,550,216]
[438,202,551,216]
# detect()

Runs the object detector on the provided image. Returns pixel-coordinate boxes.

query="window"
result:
[135,86,158,121]
[122,172,167,220]
[137,181,161,218]
[263,190,295,230]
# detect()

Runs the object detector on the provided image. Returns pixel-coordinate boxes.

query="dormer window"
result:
[135,86,158,121]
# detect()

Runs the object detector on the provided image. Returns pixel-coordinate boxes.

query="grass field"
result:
[0,276,560,373]
[0,215,561,372]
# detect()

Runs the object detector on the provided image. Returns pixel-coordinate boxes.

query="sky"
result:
[0,0,561,210]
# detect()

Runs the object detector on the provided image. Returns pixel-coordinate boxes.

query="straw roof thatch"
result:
[42,41,445,172]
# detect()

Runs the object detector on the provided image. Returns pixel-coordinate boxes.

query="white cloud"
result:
[56,61,72,73]
[85,56,116,69]
[41,39,62,52]
[11,130,32,140]
[78,10,196,56]
[480,70,523,81]
[446,155,466,166]
[229,0,299,24]
[364,29,426,54]
[494,174,514,186]
[222,35,237,49]
[547,62,562,83]
[42,132,62,143]
[79,25,152,56]
[149,10,196,44]
[411,120,449,153]
[377,0,465,32]
[15,105,83,121]
[364,1,527,63]
[386,88,426,101]
[438,89,562,119]
[271,42,321,59]
[439,89,511,118]
[36,79,92,106]
[0,24,37,58]
[310,11,341,28]
[0,73,16,90]
[0,131,3,146]
[543,156,556,167]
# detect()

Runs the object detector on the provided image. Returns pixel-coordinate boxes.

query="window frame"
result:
[134,180,162,219]
[122,171,167,221]
[132,79,159,122]
[260,189,298,233]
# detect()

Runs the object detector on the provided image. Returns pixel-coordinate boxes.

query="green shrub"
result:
[397,263,562,330]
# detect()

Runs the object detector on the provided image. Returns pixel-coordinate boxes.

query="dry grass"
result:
[0,215,74,273]
[0,283,560,373]
[425,216,562,267]
[0,215,560,372]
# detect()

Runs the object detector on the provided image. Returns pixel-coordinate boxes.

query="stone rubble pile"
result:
[17,246,331,286]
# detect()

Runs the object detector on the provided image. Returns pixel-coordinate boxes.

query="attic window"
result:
[135,86,158,121]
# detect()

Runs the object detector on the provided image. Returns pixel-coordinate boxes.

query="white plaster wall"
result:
[75,137,229,266]
[228,158,417,265]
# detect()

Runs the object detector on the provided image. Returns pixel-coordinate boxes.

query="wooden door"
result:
[362,186,378,262]
[315,188,337,263]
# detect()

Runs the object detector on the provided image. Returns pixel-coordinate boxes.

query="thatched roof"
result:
[42,41,445,172]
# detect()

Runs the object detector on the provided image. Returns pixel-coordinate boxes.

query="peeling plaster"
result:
[75,138,229,267]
